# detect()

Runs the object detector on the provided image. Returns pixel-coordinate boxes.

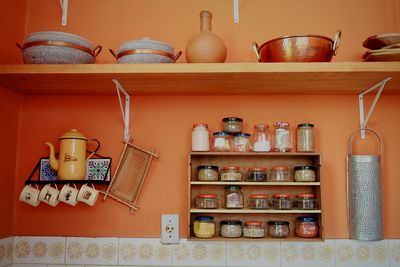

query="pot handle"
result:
[16,42,23,51]
[109,49,118,59]
[332,30,341,56]
[174,51,182,61]
[252,42,261,62]
[86,138,101,160]
[93,45,102,57]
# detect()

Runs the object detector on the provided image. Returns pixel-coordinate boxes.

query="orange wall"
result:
[5,0,400,238]
[0,0,25,238]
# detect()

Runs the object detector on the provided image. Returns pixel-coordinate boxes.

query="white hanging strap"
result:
[112,79,131,142]
[233,0,239,23]
[60,0,68,26]
[358,77,391,139]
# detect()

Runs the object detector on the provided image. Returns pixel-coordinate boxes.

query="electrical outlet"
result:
[161,214,179,244]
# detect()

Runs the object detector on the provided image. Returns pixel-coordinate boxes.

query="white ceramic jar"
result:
[192,123,209,151]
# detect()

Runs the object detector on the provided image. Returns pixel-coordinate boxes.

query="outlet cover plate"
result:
[161,214,179,244]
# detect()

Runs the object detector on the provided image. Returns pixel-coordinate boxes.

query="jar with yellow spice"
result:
[193,216,215,238]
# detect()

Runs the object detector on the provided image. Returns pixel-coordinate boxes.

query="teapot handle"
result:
[86,138,101,160]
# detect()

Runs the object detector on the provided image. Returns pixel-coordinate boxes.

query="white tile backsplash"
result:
[2,236,399,267]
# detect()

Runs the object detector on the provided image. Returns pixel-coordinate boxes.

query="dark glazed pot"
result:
[253,30,341,62]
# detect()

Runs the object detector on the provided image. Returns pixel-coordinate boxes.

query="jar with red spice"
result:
[295,216,319,238]
[195,194,218,209]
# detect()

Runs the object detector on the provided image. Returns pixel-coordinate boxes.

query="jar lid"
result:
[220,220,242,225]
[298,123,314,128]
[193,123,208,128]
[254,123,269,129]
[249,194,269,199]
[223,166,240,170]
[297,193,315,198]
[233,133,251,137]
[198,165,219,171]
[223,117,243,123]
[248,167,267,171]
[294,166,317,171]
[273,193,290,198]
[275,121,289,127]
[297,216,318,222]
[213,131,231,136]
[225,185,241,190]
[197,194,217,198]
[271,166,289,171]
[267,220,290,226]
[195,216,214,221]
[244,221,262,226]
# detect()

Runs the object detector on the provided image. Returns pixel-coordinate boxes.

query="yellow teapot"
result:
[45,129,100,180]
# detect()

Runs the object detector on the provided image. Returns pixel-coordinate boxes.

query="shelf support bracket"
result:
[358,77,391,139]
[112,79,131,142]
[233,0,239,23]
[60,0,68,26]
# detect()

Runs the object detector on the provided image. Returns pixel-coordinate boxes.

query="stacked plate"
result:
[362,33,400,61]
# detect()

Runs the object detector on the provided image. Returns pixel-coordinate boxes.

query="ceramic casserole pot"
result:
[110,37,181,63]
[17,31,102,64]
[253,30,341,62]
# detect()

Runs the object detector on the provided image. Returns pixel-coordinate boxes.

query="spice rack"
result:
[188,152,323,241]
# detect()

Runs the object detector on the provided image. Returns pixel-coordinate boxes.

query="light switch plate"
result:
[161,214,179,244]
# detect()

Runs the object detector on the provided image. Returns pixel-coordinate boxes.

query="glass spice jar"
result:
[273,121,292,152]
[233,133,252,152]
[294,193,318,210]
[242,221,265,238]
[295,216,319,238]
[294,166,317,182]
[195,194,218,209]
[212,132,232,152]
[222,117,243,133]
[248,194,270,209]
[247,167,267,182]
[191,123,210,151]
[268,220,290,238]
[269,166,291,182]
[197,165,219,181]
[220,166,242,181]
[224,185,244,209]
[251,124,271,152]
[220,220,243,238]
[297,123,315,152]
[194,216,215,238]
[272,194,292,209]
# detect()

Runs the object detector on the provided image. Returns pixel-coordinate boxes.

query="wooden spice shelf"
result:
[0,62,399,95]
[190,208,322,214]
[190,181,321,186]
[188,236,324,242]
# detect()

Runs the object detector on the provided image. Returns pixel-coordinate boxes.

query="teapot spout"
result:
[45,142,58,170]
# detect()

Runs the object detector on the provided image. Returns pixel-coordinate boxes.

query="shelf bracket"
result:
[60,0,68,26]
[233,0,239,23]
[358,77,391,139]
[112,79,131,142]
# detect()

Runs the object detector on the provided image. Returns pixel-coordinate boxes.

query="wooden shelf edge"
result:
[187,236,324,242]
[190,209,322,214]
[190,181,320,186]
[190,152,321,156]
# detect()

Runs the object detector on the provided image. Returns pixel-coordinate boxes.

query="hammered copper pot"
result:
[253,30,341,62]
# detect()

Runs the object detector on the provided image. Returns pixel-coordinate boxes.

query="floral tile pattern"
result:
[389,240,400,267]
[281,240,334,267]
[13,237,65,265]
[119,238,172,266]
[334,239,389,267]
[173,239,225,266]
[65,237,118,265]
[0,237,13,267]
[226,241,280,267]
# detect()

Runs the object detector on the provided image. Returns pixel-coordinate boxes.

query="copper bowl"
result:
[253,30,341,62]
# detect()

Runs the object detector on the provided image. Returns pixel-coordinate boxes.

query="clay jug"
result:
[185,11,227,63]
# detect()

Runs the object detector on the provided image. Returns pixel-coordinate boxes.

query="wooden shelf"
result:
[190,208,322,214]
[0,62,399,94]
[190,152,321,156]
[188,236,323,242]
[191,181,321,186]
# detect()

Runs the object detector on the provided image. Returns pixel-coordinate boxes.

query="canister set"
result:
[19,183,99,207]
[192,117,315,153]
[193,216,319,239]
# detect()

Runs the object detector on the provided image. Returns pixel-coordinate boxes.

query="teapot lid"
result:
[60,129,87,140]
